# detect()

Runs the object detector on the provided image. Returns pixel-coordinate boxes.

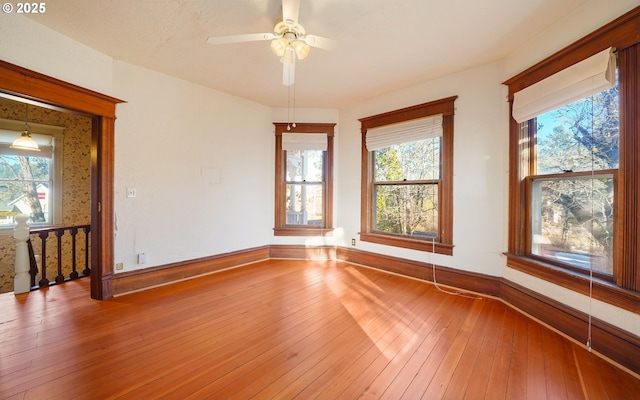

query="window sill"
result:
[274,227,334,237]
[359,232,453,255]
[504,253,640,313]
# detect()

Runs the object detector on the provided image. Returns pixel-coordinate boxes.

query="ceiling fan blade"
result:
[206,33,276,46]
[282,0,300,24]
[304,35,336,51]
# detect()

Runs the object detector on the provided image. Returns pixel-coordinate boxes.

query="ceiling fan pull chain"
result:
[292,81,296,128]
[287,81,292,130]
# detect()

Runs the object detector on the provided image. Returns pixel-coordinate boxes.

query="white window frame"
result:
[0,118,64,231]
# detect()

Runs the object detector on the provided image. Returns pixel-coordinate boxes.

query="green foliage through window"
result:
[0,154,51,225]
[373,138,440,237]
[531,80,618,275]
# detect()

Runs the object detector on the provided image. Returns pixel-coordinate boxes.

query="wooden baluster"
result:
[27,238,38,288]
[70,227,79,279]
[83,225,91,276]
[38,231,49,288]
[55,229,64,284]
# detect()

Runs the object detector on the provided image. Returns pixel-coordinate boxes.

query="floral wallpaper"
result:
[0,98,92,293]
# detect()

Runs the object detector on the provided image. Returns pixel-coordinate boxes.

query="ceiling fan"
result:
[206,0,335,86]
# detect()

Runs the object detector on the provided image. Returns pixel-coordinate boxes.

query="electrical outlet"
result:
[115,262,124,270]
[127,188,136,198]
[351,238,356,246]
[138,252,146,264]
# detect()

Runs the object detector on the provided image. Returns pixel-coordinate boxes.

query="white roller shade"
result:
[512,47,616,123]
[366,114,442,151]
[282,133,327,151]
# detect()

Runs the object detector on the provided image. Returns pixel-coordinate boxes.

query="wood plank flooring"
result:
[1,259,638,399]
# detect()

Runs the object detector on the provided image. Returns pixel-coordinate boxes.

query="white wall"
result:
[0,15,113,96]
[112,61,274,270]
[337,61,508,278]
[504,0,640,79]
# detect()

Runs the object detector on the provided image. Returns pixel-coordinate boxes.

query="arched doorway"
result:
[0,60,123,300]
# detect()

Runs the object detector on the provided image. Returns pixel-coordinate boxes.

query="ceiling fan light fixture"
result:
[271,37,288,57]
[281,47,295,65]
[292,40,310,60]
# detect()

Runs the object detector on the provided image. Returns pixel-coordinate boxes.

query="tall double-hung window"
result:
[513,48,618,278]
[274,122,335,236]
[360,97,456,255]
[505,6,640,298]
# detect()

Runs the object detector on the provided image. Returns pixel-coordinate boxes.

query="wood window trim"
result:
[503,6,640,310]
[273,122,335,236]
[0,59,124,300]
[359,96,457,255]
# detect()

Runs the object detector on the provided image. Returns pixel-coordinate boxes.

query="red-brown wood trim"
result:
[337,246,496,295]
[500,279,640,374]
[91,116,116,300]
[505,253,640,313]
[507,116,528,253]
[358,233,454,256]
[269,244,336,260]
[0,60,123,117]
[0,60,124,300]
[111,246,271,295]
[273,122,337,134]
[273,122,336,234]
[440,114,454,245]
[618,44,640,291]
[359,96,458,130]
[360,126,371,244]
[272,227,334,236]
[503,6,640,98]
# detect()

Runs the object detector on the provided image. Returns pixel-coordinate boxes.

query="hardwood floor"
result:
[1,259,638,399]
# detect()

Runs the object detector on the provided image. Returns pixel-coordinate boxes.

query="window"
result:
[360,96,457,255]
[274,123,334,236]
[0,118,63,228]
[504,7,640,297]
[527,81,618,278]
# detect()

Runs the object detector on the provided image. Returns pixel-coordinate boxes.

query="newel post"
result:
[13,214,31,294]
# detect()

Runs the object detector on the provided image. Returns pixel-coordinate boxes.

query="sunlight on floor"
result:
[324,265,424,360]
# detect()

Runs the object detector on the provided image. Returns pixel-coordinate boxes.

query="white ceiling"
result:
[27,0,584,108]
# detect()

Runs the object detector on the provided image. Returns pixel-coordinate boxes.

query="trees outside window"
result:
[0,120,61,227]
[274,122,334,236]
[360,96,456,255]
[528,82,618,278]
[0,153,50,225]
[373,138,440,238]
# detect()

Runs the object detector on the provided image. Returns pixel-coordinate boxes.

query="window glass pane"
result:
[286,150,323,182]
[536,80,619,175]
[374,183,438,237]
[374,138,440,182]
[285,183,323,225]
[0,155,51,225]
[531,176,613,275]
